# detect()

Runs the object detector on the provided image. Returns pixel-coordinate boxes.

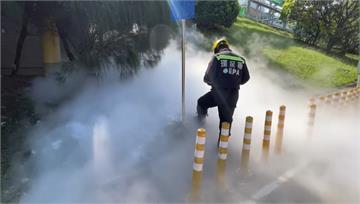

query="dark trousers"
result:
[197,88,239,136]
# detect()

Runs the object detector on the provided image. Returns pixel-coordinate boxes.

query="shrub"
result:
[195,0,239,30]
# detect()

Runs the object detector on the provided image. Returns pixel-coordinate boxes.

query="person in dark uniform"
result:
[197,38,250,144]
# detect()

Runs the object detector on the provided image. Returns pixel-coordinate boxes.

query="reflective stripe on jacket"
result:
[204,48,250,89]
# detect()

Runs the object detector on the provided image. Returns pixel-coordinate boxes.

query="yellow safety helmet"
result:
[212,38,229,53]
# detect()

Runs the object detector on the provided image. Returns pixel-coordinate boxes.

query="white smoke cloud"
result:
[18,29,360,203]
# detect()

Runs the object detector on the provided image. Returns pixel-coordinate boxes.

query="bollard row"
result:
[313,87,360,109]
[190,106,290,200]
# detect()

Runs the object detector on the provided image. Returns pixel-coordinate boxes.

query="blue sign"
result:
[168,0,195,20]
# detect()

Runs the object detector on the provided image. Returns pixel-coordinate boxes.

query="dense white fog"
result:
[19,30,359,203]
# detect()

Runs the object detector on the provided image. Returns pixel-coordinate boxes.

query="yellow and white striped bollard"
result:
[240,116,253,172]
[191,128,206,201]
[333,92,341,108]
[262,110,273,161]
[349,89,356,103]
[325,94,332,106]
[307,103,317,138]
[356,87,360,101]
[340,91,348,108]
[346,89,354,105]
[319,96,326,106]
[352,88,359,102]
[275,105,286,154]
[344,90,352,105]
[216,122,230,188]
[309,97,316,107]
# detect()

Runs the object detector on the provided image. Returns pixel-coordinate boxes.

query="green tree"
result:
[195,0,239,30]
[2,1,175,77]
[281,0,322,46]
[281,0,359,55]
[320,0,359,54]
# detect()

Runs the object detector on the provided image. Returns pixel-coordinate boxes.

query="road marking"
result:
[251,161,309,201]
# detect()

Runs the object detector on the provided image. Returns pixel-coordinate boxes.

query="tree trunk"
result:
[312,25,321,46]
[11,3,31,76]
[339,41,349,57]
[56,22,75,61]
[339,49,346,57]
[326,38,335,53]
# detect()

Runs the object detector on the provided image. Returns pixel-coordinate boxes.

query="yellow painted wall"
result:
[41,30,61,64]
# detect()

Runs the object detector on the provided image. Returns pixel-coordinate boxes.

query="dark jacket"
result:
[204,48,250,89]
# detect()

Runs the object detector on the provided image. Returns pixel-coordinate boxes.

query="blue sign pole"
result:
[181,19,186,121]
[168,0,195,121]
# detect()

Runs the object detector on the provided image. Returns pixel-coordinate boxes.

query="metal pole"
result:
[357,61,360,87]
[181,19,186,121]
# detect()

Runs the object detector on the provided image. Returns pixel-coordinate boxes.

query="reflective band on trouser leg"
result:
[262,110,272,161]
[241,116,253,171]
[216,122,230,188]
[191,128,206,201]
[275,105,286,154]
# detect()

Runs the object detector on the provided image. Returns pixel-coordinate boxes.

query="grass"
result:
[232,17,292,38]
[263,46,357,87]
[222,17,295,56]
[224,17,358,88]
[196,17,295,54]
